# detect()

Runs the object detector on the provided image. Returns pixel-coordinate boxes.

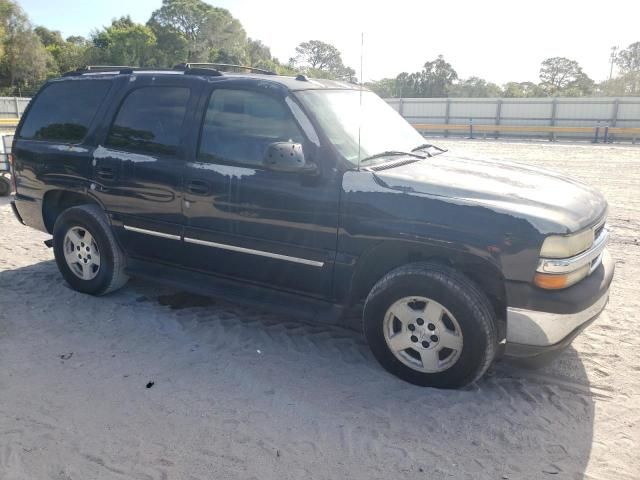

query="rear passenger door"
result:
[92,77,198,263]
[181,86,341,297]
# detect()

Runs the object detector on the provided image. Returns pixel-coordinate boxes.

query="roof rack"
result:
[62,66,186,77]
[62,66,138,76]
[174,63,277,75]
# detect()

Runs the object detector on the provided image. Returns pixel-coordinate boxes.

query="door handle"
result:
[187,180,210,195]
[96,166,115,180]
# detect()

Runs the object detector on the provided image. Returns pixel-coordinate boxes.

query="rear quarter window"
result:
[18,80,112,143]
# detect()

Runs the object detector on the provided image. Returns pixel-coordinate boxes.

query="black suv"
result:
[9,65,614,388]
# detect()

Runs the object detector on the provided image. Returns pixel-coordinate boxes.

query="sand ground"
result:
[0,139,638,479]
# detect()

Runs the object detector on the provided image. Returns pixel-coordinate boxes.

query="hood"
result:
[371,153,607,234]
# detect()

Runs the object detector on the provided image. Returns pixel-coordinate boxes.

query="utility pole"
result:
[609,46,618,80]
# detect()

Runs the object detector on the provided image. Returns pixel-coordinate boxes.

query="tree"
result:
[598,71,640,96]
[448,76,502,97]
[34,26,89,73]
[246,38,271,67]
[89,16,156,67]
[148,0,248,64]
[389,56,458,97]
[0,0,50,93]
[502,81,544,98]
[149,0,212,61]
[147,19,188,66]
[34,26,64,47]
[420,55,458,97]
[289,40,355,80]
[616,42,640,74]
[201,8,247,64]
[539,57,593,96]
[365,78,399,98]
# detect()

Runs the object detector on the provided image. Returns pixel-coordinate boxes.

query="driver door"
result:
[181,86,341,298]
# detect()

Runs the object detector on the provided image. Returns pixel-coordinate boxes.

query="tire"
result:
[52,204,128,295]
[363,262,497,389]
[0,176,10,196]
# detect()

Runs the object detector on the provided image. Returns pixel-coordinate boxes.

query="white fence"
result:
[1,95,639,141]
[0,97,31,119]
[385,97,640,141]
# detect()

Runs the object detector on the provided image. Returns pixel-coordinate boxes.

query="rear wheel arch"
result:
[42,189,106,233]
[348,241,507,339]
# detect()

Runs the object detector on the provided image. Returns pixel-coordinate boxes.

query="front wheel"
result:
[52,204,128,296]
[363,262,497,389]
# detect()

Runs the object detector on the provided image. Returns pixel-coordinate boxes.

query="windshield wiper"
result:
[360,150,426,163]
[411,143,448,155]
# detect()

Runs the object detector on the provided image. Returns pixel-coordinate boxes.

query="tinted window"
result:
[106,87,190,156]
[19,80,111,143]
[199,89,303,167]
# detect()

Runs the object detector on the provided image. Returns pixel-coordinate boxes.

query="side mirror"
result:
[263,142,317,174]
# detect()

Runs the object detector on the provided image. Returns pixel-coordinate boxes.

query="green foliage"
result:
[0,0,50,93]
[598,71,640,96]
[365,78,398,97]
[368,55,458,98]
[502,81,544,98]
[149,0,247,64]
[539,57,594,96]
[148,0,210,61]
[88,16,157,67]
[0,0,638,98]
[448,76,502,98]
[289,40,355,81]
[616,42,640,74]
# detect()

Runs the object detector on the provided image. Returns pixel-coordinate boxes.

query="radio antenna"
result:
[357,32,364,171]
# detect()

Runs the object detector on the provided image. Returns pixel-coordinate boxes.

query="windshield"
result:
[295,90,428,166]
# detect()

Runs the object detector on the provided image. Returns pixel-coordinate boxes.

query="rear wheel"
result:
[363,262,497,388]
[53,204,128,295]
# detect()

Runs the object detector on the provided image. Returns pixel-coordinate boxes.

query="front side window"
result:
[199,89,304,167]
[106,87,190,156]
[19,80,111,143]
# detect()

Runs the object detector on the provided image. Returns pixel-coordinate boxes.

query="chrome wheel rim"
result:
[383,296,463,373]
[63,226,101,280]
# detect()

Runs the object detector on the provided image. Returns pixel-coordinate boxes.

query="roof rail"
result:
[83,65,136,71]
[174,63,276,75]
[173,63,223,77]
[62,65,138,76]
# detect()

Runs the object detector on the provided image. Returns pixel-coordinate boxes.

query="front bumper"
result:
[504,249,614,358]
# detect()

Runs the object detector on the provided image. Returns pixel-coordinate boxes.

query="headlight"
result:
[540,229,594,259]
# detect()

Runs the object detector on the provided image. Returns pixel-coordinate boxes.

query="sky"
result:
[18,0,640,84]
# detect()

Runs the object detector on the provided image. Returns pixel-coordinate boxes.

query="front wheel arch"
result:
[347,241,507,340]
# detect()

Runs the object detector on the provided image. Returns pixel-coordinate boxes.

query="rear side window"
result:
[106,87,190,156]
[199,89,303,167]
[18,80,111,143]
